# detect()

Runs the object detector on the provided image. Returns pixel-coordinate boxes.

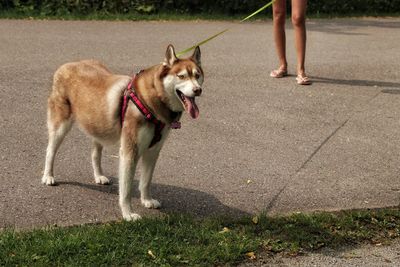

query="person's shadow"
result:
[307,19,400,36]
[312,76,400,93]
[59,178,249,218]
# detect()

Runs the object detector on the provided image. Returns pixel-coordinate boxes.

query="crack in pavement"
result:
[265,90,383,210]
[295,118,350,174]
[294,90,382,175]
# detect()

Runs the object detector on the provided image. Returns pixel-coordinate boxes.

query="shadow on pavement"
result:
[58,180,250,218]
[307,19,400,35]
[312,76,400,89]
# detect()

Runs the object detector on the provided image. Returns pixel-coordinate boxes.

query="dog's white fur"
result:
[41,45,203,221]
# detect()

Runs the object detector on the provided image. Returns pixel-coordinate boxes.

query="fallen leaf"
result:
[252,216,259,224]
[219,227,230,233]
[148,250,156,259]
[246,251,256,260]
[343,253,361,259]
[388,230,398,238]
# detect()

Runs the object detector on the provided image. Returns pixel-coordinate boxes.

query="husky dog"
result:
[41,45,203,220]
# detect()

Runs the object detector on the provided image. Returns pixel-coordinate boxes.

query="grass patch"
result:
[1,208,399,266]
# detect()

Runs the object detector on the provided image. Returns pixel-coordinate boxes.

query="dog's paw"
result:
[141,199,161,209]
[95,175,111,185]
[41,175,56,186]
[123,213,142,221]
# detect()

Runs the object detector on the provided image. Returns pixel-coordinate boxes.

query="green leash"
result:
[176,0,275,57]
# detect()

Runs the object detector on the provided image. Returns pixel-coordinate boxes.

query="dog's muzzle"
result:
[193,87,202,97]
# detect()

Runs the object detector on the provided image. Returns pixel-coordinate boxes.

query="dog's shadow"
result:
[58,178,249,218]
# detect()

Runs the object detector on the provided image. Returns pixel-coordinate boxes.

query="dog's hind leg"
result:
[91,140,110,185]
[139,148,162,209]
[42,95,72,185]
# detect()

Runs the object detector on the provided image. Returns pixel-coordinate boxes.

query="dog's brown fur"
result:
[42,45,203,220]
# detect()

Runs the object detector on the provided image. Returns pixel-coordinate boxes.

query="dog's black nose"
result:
[193,87,202,96]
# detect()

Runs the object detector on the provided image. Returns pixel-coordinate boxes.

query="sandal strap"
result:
[296,75,312,85]
[270,68,287,77]
[296,75,309,80]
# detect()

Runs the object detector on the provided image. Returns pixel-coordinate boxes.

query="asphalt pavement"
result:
[0,18,399,229]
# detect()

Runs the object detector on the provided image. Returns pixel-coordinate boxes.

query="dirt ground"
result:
[241,239,400,267]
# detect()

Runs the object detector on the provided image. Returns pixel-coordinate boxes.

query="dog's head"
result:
[161,44,203,119]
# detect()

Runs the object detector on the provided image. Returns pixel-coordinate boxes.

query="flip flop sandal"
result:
[296,75,312,85]
[270,68,288,78]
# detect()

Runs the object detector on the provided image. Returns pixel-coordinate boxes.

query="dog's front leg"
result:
[118,145,141,221]
[140,147,162,209]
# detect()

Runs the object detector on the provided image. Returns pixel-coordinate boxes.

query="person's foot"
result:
[270,67,288,78]
[296,73,312,85]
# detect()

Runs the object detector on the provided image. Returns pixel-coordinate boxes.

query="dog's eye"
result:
[194,73,200,79]
[177,74,185,79]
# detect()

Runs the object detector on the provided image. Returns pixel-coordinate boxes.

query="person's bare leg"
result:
[271,0,288,77]
[291,0,308,78]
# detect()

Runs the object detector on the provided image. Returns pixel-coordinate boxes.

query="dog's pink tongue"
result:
[184,96,199,119]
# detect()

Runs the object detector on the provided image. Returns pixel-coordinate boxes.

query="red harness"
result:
[120,73,180,148]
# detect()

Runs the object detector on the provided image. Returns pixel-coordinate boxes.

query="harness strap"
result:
[121,74,166,148]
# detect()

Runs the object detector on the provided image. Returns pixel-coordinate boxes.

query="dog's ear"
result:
[164,44,178,67]
[191,46,201,66]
